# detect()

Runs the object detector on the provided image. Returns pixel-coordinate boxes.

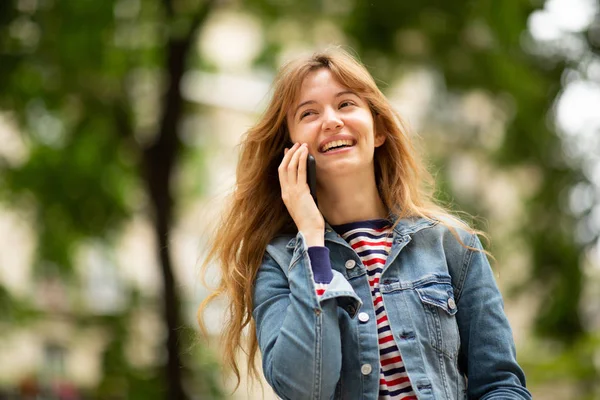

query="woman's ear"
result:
[374,115,386,148]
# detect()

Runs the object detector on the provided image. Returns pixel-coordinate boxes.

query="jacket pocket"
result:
[415,276,460,358]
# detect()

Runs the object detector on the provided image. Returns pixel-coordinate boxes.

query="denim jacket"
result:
[252,216,531,400]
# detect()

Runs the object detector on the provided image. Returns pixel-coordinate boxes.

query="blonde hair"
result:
[198,47,486,390]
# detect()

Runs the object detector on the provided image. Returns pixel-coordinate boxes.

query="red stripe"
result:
[373,296,383,306]
[381,355,402,366]
[385,376,411,386]
[377,314,388,325]
[351,240,392,248]
[364,258,386,266]
[378,335,395,344]
[316,289,325,296]
[369,277,380,286]
[400,396,417,400]
[377,332,394,343]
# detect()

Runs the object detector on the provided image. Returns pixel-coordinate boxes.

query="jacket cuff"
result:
[293,232,362,318]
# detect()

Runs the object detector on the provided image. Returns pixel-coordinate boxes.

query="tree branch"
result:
[162,0,174,18]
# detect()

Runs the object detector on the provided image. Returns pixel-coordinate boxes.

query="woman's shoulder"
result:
[266,233,296,250]
[399,215,480,251]
[263,232,297,265]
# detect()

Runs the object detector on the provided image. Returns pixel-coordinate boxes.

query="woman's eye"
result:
[300,110,315,119]
[339,101,354,108]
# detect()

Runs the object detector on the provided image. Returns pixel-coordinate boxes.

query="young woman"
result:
[199,48,532,400]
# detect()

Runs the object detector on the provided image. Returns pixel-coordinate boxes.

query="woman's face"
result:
[286,68,385,178]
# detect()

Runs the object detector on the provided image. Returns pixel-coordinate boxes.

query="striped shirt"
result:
[307,219,417,400]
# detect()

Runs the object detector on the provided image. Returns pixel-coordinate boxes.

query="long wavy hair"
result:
[198,47,485,390]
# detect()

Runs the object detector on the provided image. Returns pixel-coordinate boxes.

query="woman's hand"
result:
[279,142,324,246]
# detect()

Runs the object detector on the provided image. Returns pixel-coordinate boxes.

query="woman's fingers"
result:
[297,144,308,186]
[279,142,300,187]
[287,143,305,185]
[288,144,306,184]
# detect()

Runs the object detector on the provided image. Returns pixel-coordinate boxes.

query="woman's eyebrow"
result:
[335,90,357,98]
[293,90,358,118]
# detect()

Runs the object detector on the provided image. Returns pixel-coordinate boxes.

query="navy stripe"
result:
[367,268,383,276]
[344,231,392,242]
[354,250,389,260]
[356,249,390,258]
[356,251,387,259]
[384,366,407,375]
[377,325,391,335]
[331,218,391,233]
[380,346,398,356]
[375,306,385,315]
[389,386,416,396]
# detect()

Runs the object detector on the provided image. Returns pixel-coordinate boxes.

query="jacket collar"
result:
[387,213,439,236]
[286,213,438,249]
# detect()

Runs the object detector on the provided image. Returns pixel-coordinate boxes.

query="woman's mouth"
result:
[319,139,356,153]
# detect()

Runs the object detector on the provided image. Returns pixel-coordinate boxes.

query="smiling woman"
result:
[198,48,532,400]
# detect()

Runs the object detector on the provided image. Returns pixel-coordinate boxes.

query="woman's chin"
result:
[318,160,370,176]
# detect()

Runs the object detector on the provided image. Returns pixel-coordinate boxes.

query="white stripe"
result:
[377,319,391,329]
[341,227,393,237]
[347,235,393,244]
[381,360,407,372]
[349,236,392,245]
[380,350,402,362]
[348,235,394,244]
[352,243,392,253]
[359,252,390,262]
[382,371,412,381]
[379,338,398,351]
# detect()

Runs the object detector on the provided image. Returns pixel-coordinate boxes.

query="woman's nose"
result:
[321,108,343,131]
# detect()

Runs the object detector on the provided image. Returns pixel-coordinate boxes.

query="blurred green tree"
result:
[0,0,221,399]
[1,0,598,398]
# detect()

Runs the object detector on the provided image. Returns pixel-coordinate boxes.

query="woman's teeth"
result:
[321,139,354,152]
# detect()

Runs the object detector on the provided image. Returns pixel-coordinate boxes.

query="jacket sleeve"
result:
[252,231,362,400]
[454,233,532,400]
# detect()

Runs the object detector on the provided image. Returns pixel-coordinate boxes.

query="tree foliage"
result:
[1,0,598,398]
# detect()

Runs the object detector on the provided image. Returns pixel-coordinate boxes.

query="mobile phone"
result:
[307,154,318,207]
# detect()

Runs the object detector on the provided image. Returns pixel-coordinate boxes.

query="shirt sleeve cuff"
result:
[307,246,334,284]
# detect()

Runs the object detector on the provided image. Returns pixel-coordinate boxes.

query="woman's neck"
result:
[317,173,388,226]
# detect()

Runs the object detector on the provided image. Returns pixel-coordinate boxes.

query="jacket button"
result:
[360,364,372,375]
[345,260,356,269]
[447,298,456,310]
[358,312,369,323]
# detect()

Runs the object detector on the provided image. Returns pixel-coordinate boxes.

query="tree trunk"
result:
[143,2,215,398]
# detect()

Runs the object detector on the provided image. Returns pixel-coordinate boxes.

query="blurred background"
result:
[1,0,600,399]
